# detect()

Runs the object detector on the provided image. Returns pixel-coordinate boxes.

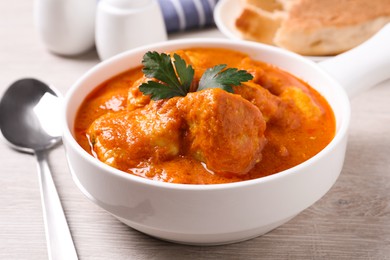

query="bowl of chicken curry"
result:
[63,39,350,245]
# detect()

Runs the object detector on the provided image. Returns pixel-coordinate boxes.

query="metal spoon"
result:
[0,78,78,260]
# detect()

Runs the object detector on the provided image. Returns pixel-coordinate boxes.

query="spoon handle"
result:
[35,150,78,260]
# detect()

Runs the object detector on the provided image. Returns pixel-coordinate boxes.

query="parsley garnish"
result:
[139,51,253,100]
[198,64,254,93]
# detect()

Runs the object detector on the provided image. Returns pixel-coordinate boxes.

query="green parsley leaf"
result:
[198,64,254,93]
[139,81,185,100]
[140,51,195,99]
[173,53,194,93]
[139,51,253,100]
[142,52,179,87]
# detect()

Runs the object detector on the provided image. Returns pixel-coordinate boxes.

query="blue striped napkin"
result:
[157,0,219,33]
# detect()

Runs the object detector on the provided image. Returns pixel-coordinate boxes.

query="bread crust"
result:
[286,0,390,29]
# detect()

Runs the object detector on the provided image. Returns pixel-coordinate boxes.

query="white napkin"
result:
[157,0,219,33]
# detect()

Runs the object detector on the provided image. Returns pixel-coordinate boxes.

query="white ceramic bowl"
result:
[63,26,390,245]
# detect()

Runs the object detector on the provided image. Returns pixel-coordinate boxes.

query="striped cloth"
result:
[157,0,219,33]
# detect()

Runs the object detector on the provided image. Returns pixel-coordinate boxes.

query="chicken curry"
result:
[74,48,335,184]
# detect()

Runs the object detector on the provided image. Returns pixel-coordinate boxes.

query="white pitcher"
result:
[34,0,96,56]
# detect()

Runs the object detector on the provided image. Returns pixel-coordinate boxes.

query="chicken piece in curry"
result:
[74,48,335,184]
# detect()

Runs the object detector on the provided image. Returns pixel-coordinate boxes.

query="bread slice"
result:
[275,0,390,55]
[235,0,390,56]
[235,0,287,45]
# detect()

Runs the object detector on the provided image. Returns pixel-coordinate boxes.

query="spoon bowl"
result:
[0,78,62,152]
[0,78,78,260]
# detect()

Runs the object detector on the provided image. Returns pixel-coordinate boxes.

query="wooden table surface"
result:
[1,1,390,259]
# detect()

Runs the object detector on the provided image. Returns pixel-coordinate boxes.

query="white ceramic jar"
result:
[34,0,96,56]
[95,0,167,60]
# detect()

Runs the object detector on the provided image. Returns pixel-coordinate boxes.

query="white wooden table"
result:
[1,1,390,259]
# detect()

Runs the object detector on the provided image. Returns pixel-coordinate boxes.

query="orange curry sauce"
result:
[74,48,335,184]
